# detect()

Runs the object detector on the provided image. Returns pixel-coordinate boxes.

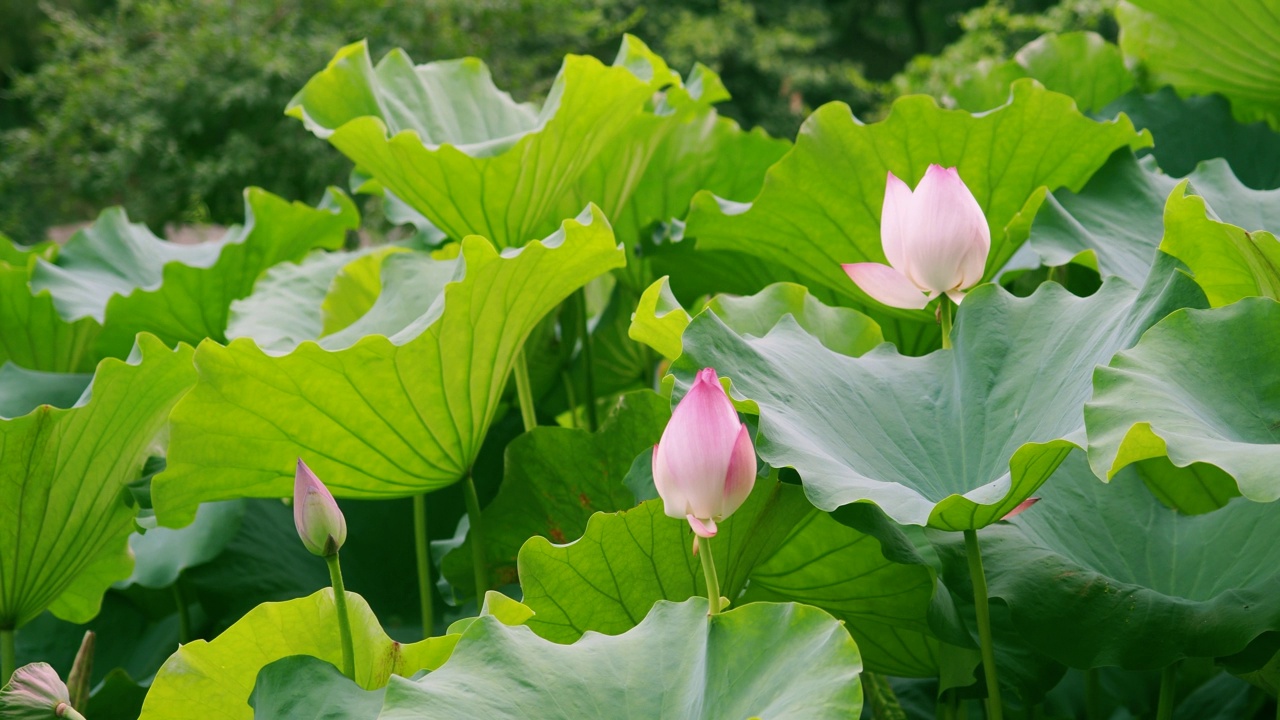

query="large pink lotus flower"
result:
[843,165,990,309]
[653,368,756,538]
[294,459,348,557]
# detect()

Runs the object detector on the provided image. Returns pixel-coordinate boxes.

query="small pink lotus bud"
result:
[0,662,73,719]
[653,368,756,538]
[294,459,347,557]
[843,165,991,309]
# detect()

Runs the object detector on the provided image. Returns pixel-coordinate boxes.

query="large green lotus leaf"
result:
[0,235,55,266]
[0,246,102,372]
[1085,298,1280,511]
[629,278,883,362]
[154,207,624,525]
[1030,153,1280,285]
[1159,181,1280,307]
[320,247,413,336]
[224,249,355,351]
[137,590,456,720]
[28,188,357,359]
[953,32,1134,113]
[744,505,972,678]
[932,452,1280,669]
[441,391,669,597]
[683,79,1150,318]
[379,599,863,720]
[0,335,196,628]
[1117,0,1280,127]
[609,90,789,289]
[119,500,245,590]
[287,38,666,250]
[673,258,1204,530]
[1028,152,1177,283]
[250,656,385,720]
[1102,88,1280,190]
[518,475,811,643]
[225,246,408,352]
[0,364,92,419]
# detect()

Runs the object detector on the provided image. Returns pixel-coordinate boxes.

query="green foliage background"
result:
[0,0,1103,242]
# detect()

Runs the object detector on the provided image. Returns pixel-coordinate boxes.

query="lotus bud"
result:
[0,663,77,720]
[294,459,347,557]
[843,164,991,309]
[653,368,756,538]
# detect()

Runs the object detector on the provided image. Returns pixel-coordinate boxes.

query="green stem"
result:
[513,349,537,432]
[863,672,908,720]
[696,535,721,615]
[963,529,1002,720]
[575,288,598,432]
[59,706,88,720]
[172,580,191,644]
[1085,667,1103,720]
[561,370,579,429]
[1156,663,1177,720]
[938,691,955,720]
[324,553,356,680]
[939,296,954,350]
[464,473,489,598]
[1,626,14,685]
[412,494,435,638]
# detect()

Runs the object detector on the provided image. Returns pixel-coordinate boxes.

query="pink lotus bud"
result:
[653,368,756,538]
[842,165,990,309]
[294,459,347,557]
[0,662,73,719]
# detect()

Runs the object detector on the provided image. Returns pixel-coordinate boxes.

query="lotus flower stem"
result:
[62,706,88,720]
[940,689,961,720]
[561,370,580,429]
[513,350,538,432]
[1156,663,1177,720]
[324,553,356,680]
[172,582,191,644]
[939,296,954,350]
[0,627,13,685]
[1085,667,1103,720]
[575,288,599,432]
[412,494,436,638]
[963,529,1002,720]
[696,535,721,615]
[464,473,490,598]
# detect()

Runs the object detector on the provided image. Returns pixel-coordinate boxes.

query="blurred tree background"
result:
[0,0,1113,242]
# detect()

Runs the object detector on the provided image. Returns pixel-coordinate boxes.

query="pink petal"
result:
[687,514,718,538]
[1002,497,1040,520]
[653,443,687,520]
[842,262,930,310]
[946,289,967,305]
[657,368,743,519]
[881,171,913,271]
[900,165,990,294]
[719,423,756,518]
